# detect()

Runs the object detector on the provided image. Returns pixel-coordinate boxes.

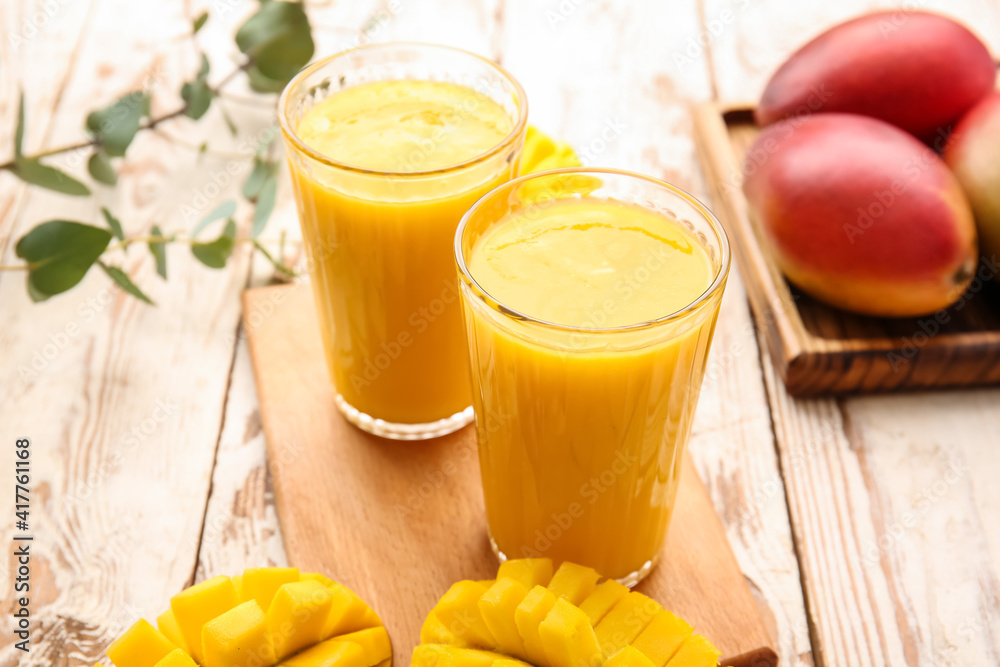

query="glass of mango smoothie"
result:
[279,44,528,440]
[456,169,730,584]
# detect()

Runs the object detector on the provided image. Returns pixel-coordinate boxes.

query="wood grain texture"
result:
[243,283,777,667]
[704,1,1000,665]
[693,103,1000,395]
[0,1,255,664]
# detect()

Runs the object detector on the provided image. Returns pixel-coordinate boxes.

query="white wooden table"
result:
[2,1,999,666]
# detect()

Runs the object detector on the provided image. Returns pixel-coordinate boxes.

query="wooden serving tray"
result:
[693,103,1000,396]
[243,284,777,667]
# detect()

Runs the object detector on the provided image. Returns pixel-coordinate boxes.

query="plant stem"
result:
[0,60,252,171]
[0,265,29,271]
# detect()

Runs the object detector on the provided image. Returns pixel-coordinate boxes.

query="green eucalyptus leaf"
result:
[15,221,112,300]
[182,54,212,120]
[101,207,125,241]
[191,199,237,238]
[149,224,168,279]
[86,91,148,157]
[243,158,278,199]
[246,65,287,93]
[251,174,277,238]
[193,11,209,34]
[98,261,155,305]
[191,218,236,269]
[88,150,117,186]
[15,91,25,158]
[11,158,90,196]
[236,1,313,84]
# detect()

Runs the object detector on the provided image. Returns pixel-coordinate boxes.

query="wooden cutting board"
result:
[243,283,778,667]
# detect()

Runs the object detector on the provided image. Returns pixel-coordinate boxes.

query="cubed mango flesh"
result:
[546,562,600,605]
[538,597,603,667]
[328,627,391,666]
[300,572,336,588]
[242,568,300,612]
[324,584,378,639]
[412,645,519,667]
[153,649,199,667]
[606,646,657,667]
[268,580,335,660]
[664,634,721,667]
[106,619,177,667]
[496,558,553,589]
[579,580,630,627]
[513,586,558,665]
[595,592,663,658]
[431,580,496,649]
[202,600,273,667]
[156,609,186,651]
[479,579,530,659]
[631,610,693,666]
[279,638,367,667]
[420,611,458,645]
[170,575,240,663]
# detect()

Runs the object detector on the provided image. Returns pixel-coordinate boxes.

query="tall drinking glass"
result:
[279,43,528,440]
[456,169,730,584]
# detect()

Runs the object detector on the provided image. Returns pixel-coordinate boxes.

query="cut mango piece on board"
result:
[106,619,177,667]
[496,558,553,589]
[579,579,630,627]
[203,600,273,667]
[479,579,530,658]
[596,592,663,657]
[415,559,720,667]
[242,567,300,611]
[631,610,693,666]
[546,562,601,605]
[538,597,603,667]
[606,645,658,667]
[153,649,199,667]
[665,634,721,667]
[431,580,497,649]
[518,127,582,176]
[105,568,390,667]
[170,575,240,663]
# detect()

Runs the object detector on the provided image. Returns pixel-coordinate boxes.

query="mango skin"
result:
[757,11,995,141]
[743,113,978,317]
[944,92,1000,266]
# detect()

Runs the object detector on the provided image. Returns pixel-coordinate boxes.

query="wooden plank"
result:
[499,1,810,665]
[705,1,1000,664]
[243,283,778,666]
[0,1,257,664]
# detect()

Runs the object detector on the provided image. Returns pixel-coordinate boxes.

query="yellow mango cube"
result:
[202,600,273,667]
[595,592,662,657]
[232,575,244,600]
[579,580,630,627]
[324,584,379,639]
[606,646,657,667]
[420,612,458,645]
[268,580,335,660]
[170,575,240,663]
[547,562,601,605]
[513,586,558,665]
[492,661,532,667]
[665,634,721,667]
[301,572,336,588]
[242,567,300,612]
[328,627,391,666]
[431,580,496,649]
[479,579,530,658]
[106,619,177,667]
[279,638,367,667]
[156,609,186,652]
[518,126,558,175]
[153,649,199,667]
[631,610,693,666]
[538,597,603,667]
[412,645,517,667]
[496,559,553,589]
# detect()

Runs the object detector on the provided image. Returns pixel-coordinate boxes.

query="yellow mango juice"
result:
[457,180,728,582]
[281,64,526,437]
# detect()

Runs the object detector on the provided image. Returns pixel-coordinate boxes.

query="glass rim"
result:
[455,167,732,335]
[277,41,529,177]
